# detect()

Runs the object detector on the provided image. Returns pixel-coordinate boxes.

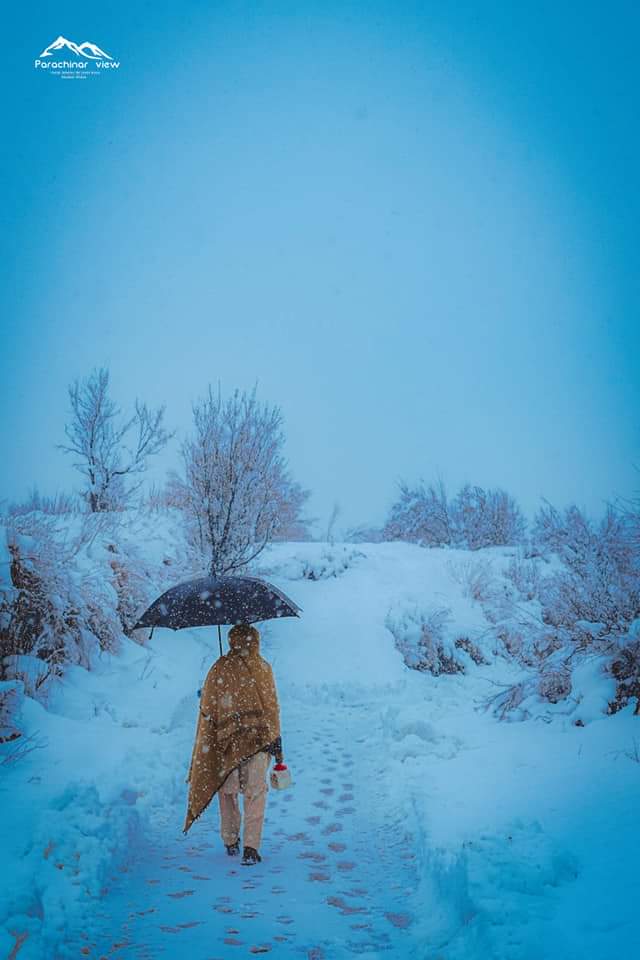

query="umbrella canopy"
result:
[133,575,302,632]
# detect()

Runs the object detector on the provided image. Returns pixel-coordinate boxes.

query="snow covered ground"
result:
[1,539,638,959]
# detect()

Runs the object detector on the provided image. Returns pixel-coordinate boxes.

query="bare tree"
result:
[326,501,341,545]
[59,368,172,512]
[171,384,310,575]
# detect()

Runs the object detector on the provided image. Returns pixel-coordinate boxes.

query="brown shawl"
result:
[183,624,281,833]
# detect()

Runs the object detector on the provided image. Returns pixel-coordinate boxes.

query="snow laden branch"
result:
[59,367,173,512]
[169,384,310,577]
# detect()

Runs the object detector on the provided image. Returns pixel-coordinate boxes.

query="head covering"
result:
[228,622,260,656]
[183,624,281,833]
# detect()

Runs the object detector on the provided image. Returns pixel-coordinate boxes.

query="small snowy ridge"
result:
[0,532,638,958]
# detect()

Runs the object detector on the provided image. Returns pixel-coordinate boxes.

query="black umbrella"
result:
[134,575,302,655]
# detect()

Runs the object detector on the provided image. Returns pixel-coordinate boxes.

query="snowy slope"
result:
[1,538,638,959]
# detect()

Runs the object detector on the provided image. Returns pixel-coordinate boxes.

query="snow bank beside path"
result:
[378,669,639,959]
[0,629,213,959]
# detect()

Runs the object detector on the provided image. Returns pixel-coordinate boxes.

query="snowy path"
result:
[10,542,637,960]
[76,695,422,959]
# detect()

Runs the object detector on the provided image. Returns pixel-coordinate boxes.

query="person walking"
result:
[183,622,283,866]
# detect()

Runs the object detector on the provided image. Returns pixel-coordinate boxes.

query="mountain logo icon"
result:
[39,35,113,61]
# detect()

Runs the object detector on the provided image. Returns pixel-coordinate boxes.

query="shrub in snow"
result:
[446,556,498,603]
[454,634,490,665]
[104,539,156,635]
[504,548,542,601]
[300,546,366,580]
[450,483,527,549]
[538,667,572,703]
[386,603,465,675]
[0,680,23,743]
[259,545,366,581]
[8,488,79,517]
[0,516,111,685]
[481,678,533,722]
[0,509,181,699]
[466,497,640,718]
[533,500,639,632]
[383,477,454,546]
[383,477,527,550]
[607,636,640,715]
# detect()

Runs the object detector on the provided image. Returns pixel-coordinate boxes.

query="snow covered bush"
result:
[386,602,466,675]
[299,546,366,580]
[454,634,490,665]
[256,544,366,581]
[0,680,23,743]
[533,501,639,650]
[607,634,640,715]
[450,484,527,549]
[538,666,572,703]
[0,514,112,686]
[383,477,454,546]
[7,489,79,517]
[0,508,187,699]
[446,556,497,603]
[473,498,640,718]
[503,548,543,601]
[383,477,527,550]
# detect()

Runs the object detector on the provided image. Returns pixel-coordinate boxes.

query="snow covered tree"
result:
[170,384,311,575]
[59,368,172,512]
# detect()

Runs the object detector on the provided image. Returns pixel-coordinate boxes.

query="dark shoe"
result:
[241,845,262,865]
[225,839,240,856]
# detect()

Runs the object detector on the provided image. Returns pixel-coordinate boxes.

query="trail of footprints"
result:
[82,716,417,958]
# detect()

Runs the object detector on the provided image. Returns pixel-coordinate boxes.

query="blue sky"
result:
[1,0,638,534]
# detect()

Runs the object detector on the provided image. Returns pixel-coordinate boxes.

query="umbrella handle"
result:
[217,623,222,657]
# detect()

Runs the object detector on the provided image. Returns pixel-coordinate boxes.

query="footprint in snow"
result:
[321,822,343,835]
[385,912,413,929]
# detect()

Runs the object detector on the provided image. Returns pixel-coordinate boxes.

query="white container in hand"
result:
[270,762,292,790]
